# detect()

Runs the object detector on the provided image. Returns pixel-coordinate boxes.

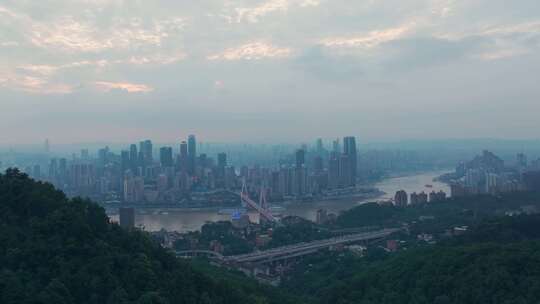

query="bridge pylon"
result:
[240,179,278,224]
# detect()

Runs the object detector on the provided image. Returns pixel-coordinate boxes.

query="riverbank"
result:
[107,170,452,232]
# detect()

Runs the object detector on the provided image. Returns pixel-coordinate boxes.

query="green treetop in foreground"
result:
[0,169,299,304]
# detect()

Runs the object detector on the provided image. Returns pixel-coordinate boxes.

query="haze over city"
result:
[1,0,540,143]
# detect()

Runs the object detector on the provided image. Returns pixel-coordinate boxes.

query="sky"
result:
[0,0,539,144]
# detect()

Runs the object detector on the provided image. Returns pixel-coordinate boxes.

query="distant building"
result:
[410,192,427,205]
[159,147,173,167]
[418,192,428,204]
[429,190,447,202]
[295,149,305,168]
[328,155,340,190]
[119,207,135,229]
[394,190,408,207]
[188,135,197,174]
[343,136,358,185]
[316,209,328,225]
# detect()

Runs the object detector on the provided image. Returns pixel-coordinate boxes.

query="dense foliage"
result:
[265,217,332,248]
[336,192,540,235]
[0,169,298,304]
[174,221,252,255]
[285,214,540,304]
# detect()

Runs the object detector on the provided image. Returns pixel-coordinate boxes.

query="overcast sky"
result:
[1,0,539,144]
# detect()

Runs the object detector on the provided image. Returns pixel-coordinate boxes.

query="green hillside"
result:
[0,169,298,304]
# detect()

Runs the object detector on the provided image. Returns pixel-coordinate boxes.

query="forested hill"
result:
[0,169,298,304]
[284,214,540,304]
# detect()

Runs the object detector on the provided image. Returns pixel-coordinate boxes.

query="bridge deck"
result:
[225,228,400,263]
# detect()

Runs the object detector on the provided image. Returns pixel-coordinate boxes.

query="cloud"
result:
[478,48,530,61]
[94,81,154,93]
[0,72,73,94]
[208,42,292,61]
[0,5,186,54]
[320,23,415,50]
[123,53,187,65]
[1,41,19,47]
[28,17,180,53]
[234,0,289,23]
[2,0,540,142]
[479,21,540,37]
[436,20,540,62]
[17,65,60,76]
[232,0,320,23]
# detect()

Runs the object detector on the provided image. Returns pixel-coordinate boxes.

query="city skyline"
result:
[1,1,540,143]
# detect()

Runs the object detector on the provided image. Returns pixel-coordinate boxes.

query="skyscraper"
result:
[160,147,173,167]
[129,144,138,170]
[316,138,324,155]
[339,154,351,187]
[188,135,197,174]
[328,154,340,190]
[217,152,227,168]
[394,190,408,207]
[295,149,305,169]
[120,150,130,174]
[142,140,153,165]
[180,141,188,157]
[179,141,188,172]
[217,152,227,187]
[332,138,340,154]
[313,156,324,173]
[343,136,358,186]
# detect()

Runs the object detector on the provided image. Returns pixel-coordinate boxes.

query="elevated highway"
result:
[225,228,400,264]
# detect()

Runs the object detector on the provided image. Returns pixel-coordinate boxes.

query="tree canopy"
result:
[0,169,298,304]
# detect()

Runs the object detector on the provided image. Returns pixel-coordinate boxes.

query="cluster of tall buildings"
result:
[240,136,359,201]
[22,135,359,205]
[449,150,533,197]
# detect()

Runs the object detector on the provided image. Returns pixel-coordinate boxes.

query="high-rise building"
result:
[142,140,153,165]
[313,156,324,173]
[316,138,324,155]
[339,154,351,187]
[328,155,340,189]
[119,207,135,229]
[343,136,358,186]
[98,146,110,167]
[129,144,138,170]
[178,141,188,172]
[217,153,227,168]
[48,158,58,180]
[316,209,328,225]
[411,192,428,204]
[294,166,308,196]
[188,135,197,174]
[120,150,130,174]
[394,190,408,207]
[295,149,305,168]
[216,152,228,188]
[332,138,340,153]
[160,147,174,167]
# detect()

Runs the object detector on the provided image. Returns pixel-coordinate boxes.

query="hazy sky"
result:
[1,0,539,144]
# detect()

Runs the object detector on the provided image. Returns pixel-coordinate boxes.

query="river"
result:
[108,170,451,232]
